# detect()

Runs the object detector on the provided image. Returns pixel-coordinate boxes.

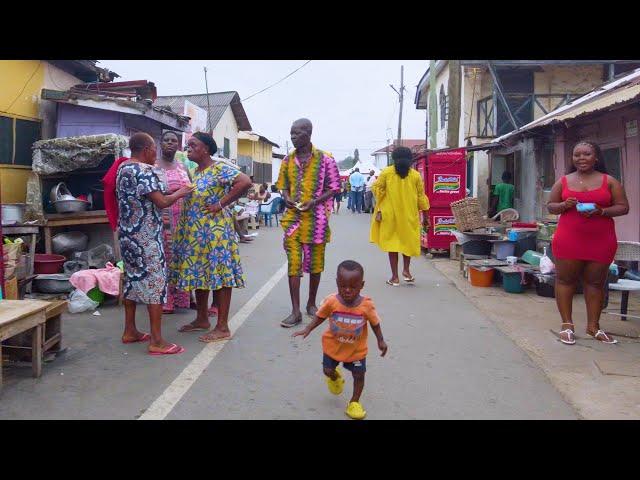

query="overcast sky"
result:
[102,60,429,161]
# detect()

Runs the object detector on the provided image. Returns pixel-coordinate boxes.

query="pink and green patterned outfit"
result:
[276,145,341,277]
[156,160,192,311]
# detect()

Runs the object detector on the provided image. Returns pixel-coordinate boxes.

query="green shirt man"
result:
[492,171,514,213]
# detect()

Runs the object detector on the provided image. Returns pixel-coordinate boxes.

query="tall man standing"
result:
[277,118,341,327]
[349,168,366,213]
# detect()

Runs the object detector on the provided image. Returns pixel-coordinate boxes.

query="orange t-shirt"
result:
[318,294,381,363]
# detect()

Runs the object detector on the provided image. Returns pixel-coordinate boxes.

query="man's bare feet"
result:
[281,312,302,328]
[122,330,150,344]
[178,320,211,332]
[198,328,232,343]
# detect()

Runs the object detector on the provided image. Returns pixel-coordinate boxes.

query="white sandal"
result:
[590,329,618,344]
[559,323,576,345]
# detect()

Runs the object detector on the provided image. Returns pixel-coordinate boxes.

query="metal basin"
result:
[53,199,90,214]
[33,274,73,293]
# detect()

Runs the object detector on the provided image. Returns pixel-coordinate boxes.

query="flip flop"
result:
[198,332,233,343]
[403,276,416,283]
[178,323,210,332]
[122,333,151,344]
[148,343,185,356]
[386,280,400,287]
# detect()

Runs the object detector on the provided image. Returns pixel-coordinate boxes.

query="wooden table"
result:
[43,210,120,261]
[0,300,50,390]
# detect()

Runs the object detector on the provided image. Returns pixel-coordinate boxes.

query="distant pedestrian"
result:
[364,169,376,213]
[293,260,387,420]
[547,141,629,345]
[276,118,341,327]
[349,168,365,213]
[370,146,430,286]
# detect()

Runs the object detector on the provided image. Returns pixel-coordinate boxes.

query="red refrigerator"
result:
[424,148,467,250]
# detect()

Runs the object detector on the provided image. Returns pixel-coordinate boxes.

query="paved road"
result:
[0,212,577,419]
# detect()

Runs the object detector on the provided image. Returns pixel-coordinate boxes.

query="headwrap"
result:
[192,131,218,155]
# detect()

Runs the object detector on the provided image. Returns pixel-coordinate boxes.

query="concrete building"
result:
[237,131,280,184]
[0,60,118,203]
[483,68,640,241]
[370,139,425,170]
[414,60,640,213]
[155,91,252,162]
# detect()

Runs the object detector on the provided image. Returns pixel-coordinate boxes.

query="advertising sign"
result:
[433,174,461,194]
[182,100,209,148]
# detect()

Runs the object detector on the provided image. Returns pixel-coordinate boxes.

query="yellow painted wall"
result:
[0,60,45,121]
[238,138,253,157]
[0,61,46,203]
[0,166,30,203]
[238,138,274,164]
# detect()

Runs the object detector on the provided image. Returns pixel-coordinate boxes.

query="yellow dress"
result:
[369,166,430,257]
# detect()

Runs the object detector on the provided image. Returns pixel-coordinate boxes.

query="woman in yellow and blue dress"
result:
[170,132,252,343]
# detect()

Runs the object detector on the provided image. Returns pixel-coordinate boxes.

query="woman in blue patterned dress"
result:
[171,132,252,343]
[117,133,193,355]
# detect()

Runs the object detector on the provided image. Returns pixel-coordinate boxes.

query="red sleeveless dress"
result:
[552,174,617,265]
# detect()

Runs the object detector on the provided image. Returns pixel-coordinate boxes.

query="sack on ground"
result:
[67,288,99,313]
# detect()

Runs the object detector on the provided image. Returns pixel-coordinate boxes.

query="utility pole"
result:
[386,138,391,166]
[203,66,213,134]
[389,65,405,149]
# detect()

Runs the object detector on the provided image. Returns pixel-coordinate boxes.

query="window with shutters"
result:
[0,115,41,166]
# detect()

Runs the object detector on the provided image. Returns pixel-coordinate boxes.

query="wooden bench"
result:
[0,300,50,391]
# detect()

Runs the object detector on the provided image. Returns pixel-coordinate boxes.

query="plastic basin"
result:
[469,267,495,287]
[503,272,525,293]
[34,254,66,274]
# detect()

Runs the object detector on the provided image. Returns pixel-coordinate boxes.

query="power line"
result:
[4,61,42,113]
[241,60,312,102]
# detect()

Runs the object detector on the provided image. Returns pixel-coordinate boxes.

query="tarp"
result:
[32,134,129,175]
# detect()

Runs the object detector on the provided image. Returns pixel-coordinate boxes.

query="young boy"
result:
[293,260,388,419]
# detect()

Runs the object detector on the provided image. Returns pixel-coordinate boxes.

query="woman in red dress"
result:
[548,141,629,345]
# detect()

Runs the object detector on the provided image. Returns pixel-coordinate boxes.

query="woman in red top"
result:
[548,141,629,345]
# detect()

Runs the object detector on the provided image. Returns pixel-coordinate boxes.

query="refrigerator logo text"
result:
[433,174,461,194]
[433,216,457,236]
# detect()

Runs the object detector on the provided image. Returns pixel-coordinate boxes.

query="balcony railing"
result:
[477,93,584,138]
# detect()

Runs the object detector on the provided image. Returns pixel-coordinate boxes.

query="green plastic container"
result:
[503,272,525,293]
[87,287,105,304]
[521,250,543,266]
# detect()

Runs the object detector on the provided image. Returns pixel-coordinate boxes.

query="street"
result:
[0,212,577,419]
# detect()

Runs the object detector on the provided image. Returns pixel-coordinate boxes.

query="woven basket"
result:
[450,197,486,232]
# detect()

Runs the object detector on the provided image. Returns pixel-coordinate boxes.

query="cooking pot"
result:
[50,182,76,204]
[53,199,90,214]
[1,203,26,225]
[90,184,105,210]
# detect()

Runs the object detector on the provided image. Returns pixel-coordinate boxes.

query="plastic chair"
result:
[261,197,283,227]
[603,241,640,321]
[489,208,520,222]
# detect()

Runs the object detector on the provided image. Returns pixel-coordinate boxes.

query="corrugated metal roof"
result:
[371,140,425,155]
[155,91,252,131]
[492,68,640,144]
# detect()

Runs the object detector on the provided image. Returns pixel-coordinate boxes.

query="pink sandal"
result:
[148,343,185,356]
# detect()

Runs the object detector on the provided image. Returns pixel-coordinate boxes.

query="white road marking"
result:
[139,263,288,420]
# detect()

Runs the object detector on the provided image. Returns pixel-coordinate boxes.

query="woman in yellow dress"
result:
[370,146,430,286]
[170,132,252,342]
